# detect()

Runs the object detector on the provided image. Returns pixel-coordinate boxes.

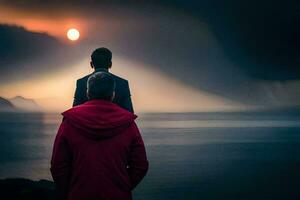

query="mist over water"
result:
[0,112,299,199]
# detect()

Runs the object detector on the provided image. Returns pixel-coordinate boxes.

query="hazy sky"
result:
[0,0,299,112]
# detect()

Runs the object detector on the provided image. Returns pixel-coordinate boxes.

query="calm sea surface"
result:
[0,112,300,199]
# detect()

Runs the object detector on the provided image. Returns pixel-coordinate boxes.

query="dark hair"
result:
[87,72,116,101]
[91,47,112,69]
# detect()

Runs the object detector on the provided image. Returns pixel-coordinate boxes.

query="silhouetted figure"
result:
[51,72,148,200]
[73,47,134,113]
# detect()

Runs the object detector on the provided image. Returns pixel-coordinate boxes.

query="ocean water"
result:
[0,111,300,199]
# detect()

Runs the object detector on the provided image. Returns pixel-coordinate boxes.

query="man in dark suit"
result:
[73,47,134,113]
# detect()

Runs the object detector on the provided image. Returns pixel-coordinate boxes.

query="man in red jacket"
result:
[51,72,148,200]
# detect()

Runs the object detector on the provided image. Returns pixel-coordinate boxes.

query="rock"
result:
[0,178,57,200]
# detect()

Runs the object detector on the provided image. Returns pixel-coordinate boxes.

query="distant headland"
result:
[0,96,42,112]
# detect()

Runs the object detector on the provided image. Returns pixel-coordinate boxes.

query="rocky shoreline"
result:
[0,178,57,200]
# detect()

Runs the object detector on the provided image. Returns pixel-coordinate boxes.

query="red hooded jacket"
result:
[50,100,148,200]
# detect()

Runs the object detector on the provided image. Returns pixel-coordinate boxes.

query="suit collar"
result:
[94,68,109,73]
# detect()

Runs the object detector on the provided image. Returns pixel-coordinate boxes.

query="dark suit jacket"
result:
[73,69,134,113]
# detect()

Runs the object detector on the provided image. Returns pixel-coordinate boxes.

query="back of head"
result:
[91,47,112,69]
[87,72,116,101]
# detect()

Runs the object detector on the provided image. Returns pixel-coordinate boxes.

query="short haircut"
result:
[87,72,116,101]
[91,47,112,69]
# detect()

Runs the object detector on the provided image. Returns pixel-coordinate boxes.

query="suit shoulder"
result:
[111,74,128,85]
[77,74,91,85]
[78,74,91,82]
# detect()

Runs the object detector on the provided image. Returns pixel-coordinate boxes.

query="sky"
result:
[0,0,299,112]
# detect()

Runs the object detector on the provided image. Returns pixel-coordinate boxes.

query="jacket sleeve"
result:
[120,81,134,113]
[73,80,83,107]
[128,122,148,189]
[50,120,72,199]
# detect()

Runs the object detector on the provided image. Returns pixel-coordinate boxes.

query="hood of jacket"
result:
[62,99,137,139]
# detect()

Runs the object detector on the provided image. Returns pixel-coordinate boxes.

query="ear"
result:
[90,61,94,69]
[108,61,112,69]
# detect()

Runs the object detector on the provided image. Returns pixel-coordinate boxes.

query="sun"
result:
[67,28,80,41]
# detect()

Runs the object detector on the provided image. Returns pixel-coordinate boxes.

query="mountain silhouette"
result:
[0,97,16,111]
[0,96,42,112]
[9,96,43,112]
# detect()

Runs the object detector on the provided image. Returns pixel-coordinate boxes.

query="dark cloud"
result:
[0,24,85,82]
[147,0,300,80]
[0,25,60,64]
[1,0,299,80]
